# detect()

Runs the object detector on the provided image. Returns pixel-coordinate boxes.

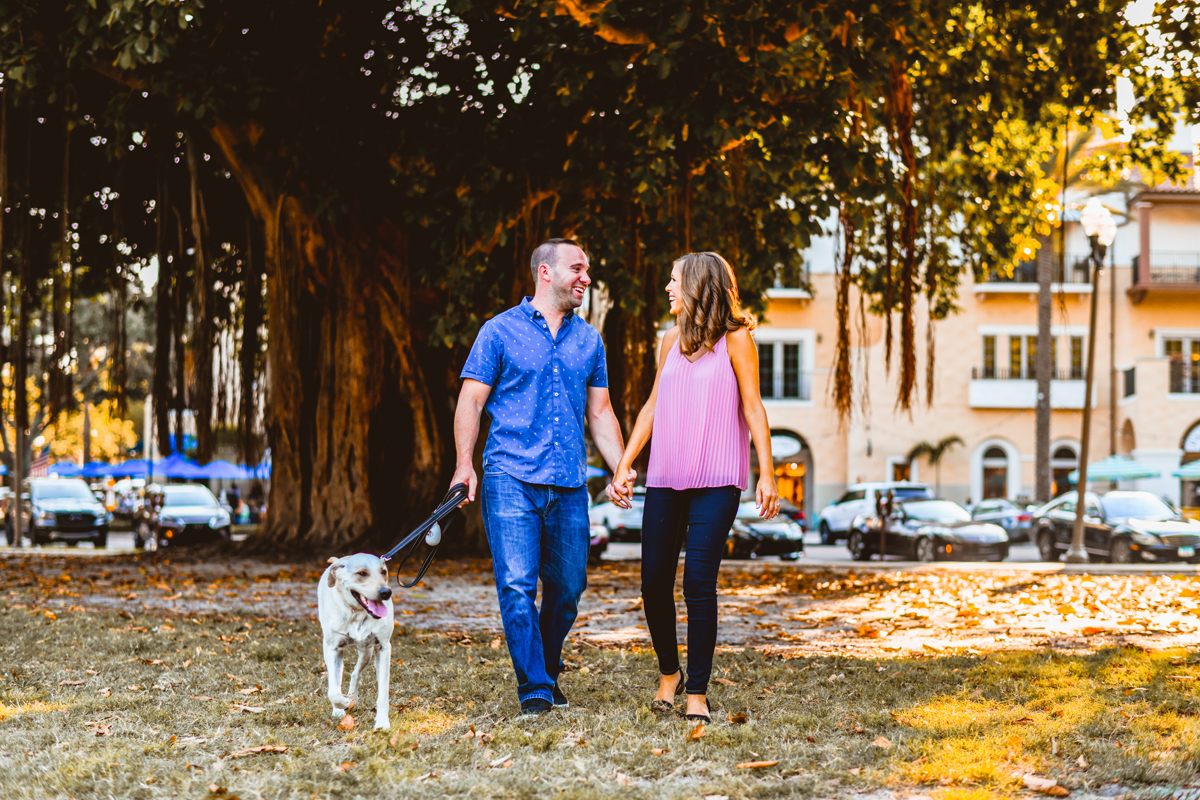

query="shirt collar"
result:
[519,297,575,330]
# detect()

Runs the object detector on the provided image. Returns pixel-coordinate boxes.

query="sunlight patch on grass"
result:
[0,700,67,722]
[389,707,463,737]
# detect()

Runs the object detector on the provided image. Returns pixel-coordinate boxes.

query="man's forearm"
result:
[454,400,482,467]
[589,409,626,474]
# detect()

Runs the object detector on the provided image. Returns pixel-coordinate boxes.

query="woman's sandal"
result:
[685,697,715,723]
[650,669,685,713]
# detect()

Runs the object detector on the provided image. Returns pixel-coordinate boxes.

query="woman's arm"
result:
[610,327,679,502]
[726,327,780,519]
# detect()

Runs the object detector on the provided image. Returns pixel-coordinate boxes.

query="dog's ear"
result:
[327,563,340,588]
[327,556,339,565]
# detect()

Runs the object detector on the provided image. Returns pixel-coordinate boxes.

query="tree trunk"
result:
[49,116,71,420]
[601,207,659,477]
[154,160,174,456]
[110,177,128,417]
[13,106,32,545]
[210,122,446,552]
[186,136,214,463]
[172,207,188,454]
[239,216,262,466]
[1035,234,1052,502]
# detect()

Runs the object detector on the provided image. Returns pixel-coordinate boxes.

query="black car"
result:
[133,484,232,550]
[5,478,112,548]
[848,499,1009,562]
[1032,490,1200,564]
[967,498,1033,543]
[726,501,805,560]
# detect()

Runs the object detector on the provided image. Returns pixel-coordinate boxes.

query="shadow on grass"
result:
[0,608,1198,799]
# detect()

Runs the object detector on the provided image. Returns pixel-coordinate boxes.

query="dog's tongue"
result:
[364,597,389,618]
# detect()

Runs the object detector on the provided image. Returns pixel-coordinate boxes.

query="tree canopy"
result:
[0,0,1196,550]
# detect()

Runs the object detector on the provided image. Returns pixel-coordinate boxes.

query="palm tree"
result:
[905,435,965,497]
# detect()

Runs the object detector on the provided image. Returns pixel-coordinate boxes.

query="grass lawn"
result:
[2,604,1199,799]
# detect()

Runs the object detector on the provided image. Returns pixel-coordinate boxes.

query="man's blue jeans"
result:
[481,468,589,704]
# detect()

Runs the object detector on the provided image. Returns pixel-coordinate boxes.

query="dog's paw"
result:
[373,716,390,731]
[329,692,355,711]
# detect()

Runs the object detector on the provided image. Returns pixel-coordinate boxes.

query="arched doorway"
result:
[1051,442,1080,497]
[757,430,813,526]
[1181,421,1200,516]
[981,447,1008,499]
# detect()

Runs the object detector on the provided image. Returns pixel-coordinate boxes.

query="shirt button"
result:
[554,417,559,422]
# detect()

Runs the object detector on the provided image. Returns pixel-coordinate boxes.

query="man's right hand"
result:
[451,463,478,506]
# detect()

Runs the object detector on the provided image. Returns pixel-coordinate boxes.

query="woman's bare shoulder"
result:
[726,326,755,351]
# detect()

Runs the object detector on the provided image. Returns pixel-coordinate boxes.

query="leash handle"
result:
[384,483,468,588]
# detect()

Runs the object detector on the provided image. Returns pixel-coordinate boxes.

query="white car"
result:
[816,482,933,545]
[589,487,646,543]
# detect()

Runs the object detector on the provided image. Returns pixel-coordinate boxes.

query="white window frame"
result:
[754,328,816,407]
[977,325,1088,381]
[1156,329,1200,396]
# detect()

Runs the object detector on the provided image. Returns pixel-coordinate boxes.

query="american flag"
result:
[29,449,51,478]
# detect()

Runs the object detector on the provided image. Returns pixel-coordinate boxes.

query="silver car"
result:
[589,487,646,543]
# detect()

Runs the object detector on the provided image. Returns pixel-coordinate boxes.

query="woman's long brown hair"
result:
[674,251,756,356]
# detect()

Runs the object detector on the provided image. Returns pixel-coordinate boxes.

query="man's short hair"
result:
[530,238,580,281]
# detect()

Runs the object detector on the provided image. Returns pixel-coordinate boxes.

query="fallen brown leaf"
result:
[336,762,355,772]
[1167,675,1198,682]
[688,724,707,741]
[805,736,816,743]
[44,611,57,621]
[190,696,214,702]
[337,714,355,732]
[1081,626,1106,635]
[1013,717,1035,725]
[728,712,748,725]
[224,746,288,759]
[239,686,262,694]
[651,748,669,755]
[871,736,891,749]
[231,704,265,714]
[488,754,512,768]
[736,760,779,769]
[59,679,86,686]
[713,677,739,687]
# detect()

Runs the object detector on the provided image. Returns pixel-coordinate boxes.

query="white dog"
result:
[317,553,394,730]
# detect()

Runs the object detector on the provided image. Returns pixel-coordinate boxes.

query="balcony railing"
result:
[983,257,1090,285]
[972,367,1081,381]
[1123,366,1136,398]
[1132,253,1200,286]
[1170,360,1200,394]
[760,372,813,401]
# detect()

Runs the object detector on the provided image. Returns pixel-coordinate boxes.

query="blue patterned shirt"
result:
[461,297,608,488]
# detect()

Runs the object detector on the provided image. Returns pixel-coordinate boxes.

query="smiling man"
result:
[451,238,629,716]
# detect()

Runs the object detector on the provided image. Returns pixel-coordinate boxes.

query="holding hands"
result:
[606,465,637,508]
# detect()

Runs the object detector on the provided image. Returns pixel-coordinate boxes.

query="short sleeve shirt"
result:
[460,297,608,488]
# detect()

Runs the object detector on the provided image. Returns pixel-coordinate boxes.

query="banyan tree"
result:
[0,0,1194,552]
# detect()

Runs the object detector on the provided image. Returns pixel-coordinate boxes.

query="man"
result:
[452,238,629,716]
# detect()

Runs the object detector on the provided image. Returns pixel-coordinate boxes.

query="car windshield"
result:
[893,486,933,500]
[902,500,971,522]
[163,486,220,508]
[1100,493,1176,522]
[32,482,95,501]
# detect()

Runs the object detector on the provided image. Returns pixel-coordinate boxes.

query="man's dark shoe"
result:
[552,683,569,708]
[520,698,553,716]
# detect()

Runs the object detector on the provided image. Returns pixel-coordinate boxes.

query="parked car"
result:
[5,478,112,548]
[726,501,805,560]
[816,482,934,545]
[133,484,232,550]
[968,498,1033,543]
[847,498,1009,562]
[1032,490,1200,564]
[589,486,646,542]
[589,523,609,563]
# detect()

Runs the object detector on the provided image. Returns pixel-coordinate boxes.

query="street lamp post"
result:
[1066,199,1117,564]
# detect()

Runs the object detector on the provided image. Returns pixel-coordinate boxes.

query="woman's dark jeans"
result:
[640,485,740,696]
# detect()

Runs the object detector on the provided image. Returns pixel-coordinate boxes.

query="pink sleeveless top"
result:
[646,334,750,491]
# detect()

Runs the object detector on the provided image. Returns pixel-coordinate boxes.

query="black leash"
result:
[382,483,468,588]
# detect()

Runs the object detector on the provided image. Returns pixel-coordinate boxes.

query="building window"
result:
[1009,336,1022,379]
[982,336,996,378]
[1051,445,1079,497]
[758,341,810,400]
[758,343,775,398]
[1025,336,1038,379]
[1165,337,1200,394]
[1070,336,1084,380]
[891,461,911,481]
[982,446,1008,499]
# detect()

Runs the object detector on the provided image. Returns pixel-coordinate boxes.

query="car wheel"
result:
[66,541,79,548]
[93,533,108,549]
[1110,538,1134,564]
[914,537,936,563]
[779,553,800,562]
[1037,529,1058,562]
[848,530,871,561]
[819,520,835,546]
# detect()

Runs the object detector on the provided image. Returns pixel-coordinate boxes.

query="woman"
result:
[611,251,779,722]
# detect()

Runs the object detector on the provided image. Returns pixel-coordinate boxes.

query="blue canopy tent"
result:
[107,459,152,478]
[79,461,115,478]
[1173,461,1200,480]
[243,462,271,479]
[154,453,203,479]
[1068,455,1162,484]
[193,460,247,480]
[48,463,82,477]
